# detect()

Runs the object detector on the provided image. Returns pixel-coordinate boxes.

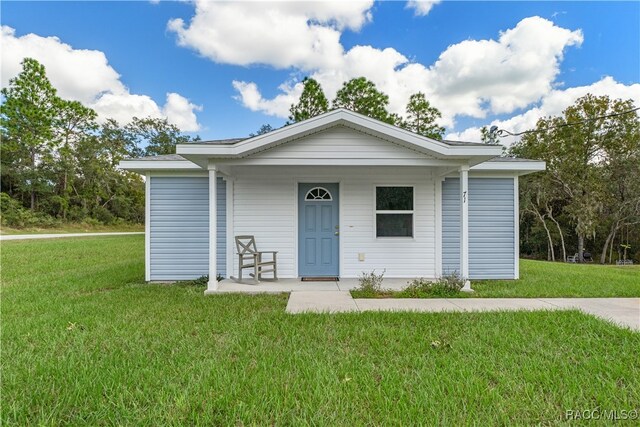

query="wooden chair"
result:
[230,235,278,284]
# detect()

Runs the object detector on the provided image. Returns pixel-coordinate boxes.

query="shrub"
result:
[82,217,103,227]
[176,274,223,287]
[93,206,115,224]
[353,270,388,297]
[0,193,59,228]
[400,273,464,298]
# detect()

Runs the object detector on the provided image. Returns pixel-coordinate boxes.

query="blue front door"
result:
[298,183,339,277]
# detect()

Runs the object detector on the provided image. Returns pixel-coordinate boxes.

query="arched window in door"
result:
[305,187,333,201]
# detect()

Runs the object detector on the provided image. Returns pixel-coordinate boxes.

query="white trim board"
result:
[514,176,520,279]
[117,160,201,173]
[144,172,151,282]
[226,177,234,280]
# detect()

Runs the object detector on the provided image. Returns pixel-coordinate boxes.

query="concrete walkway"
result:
[0,232,144,241]
[285,293,640,331]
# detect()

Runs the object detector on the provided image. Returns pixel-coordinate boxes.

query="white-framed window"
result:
[375,186,414,238]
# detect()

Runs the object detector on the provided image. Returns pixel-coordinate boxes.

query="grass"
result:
[0,222,143,235]
[352,259,640,299]
[2,236,639,424]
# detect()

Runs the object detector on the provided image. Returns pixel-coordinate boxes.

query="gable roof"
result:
[118,108,545,173]
[176,108,503,161]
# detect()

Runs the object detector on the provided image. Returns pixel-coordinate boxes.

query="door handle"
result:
[334,231,340,236]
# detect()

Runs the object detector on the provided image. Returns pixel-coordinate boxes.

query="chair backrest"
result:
[235,235,257,254]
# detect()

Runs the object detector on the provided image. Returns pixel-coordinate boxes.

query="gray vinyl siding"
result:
[149,176,226,281]
[442,178,461,275]
[442,177,515,279]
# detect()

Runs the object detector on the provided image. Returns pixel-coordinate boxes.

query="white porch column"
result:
[459,165,473,291]
[206,166,218,293]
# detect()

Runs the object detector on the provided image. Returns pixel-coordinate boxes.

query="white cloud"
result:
[231,80,303,118]
[1,26,202,131]
[446,76,640,145]
[166,2,637,142]
[162,93,202,132]
[168,0,373,70]
[406,0,441,16]
[226,15,584,130]
[92,92,202,132]
[169,3,584,128]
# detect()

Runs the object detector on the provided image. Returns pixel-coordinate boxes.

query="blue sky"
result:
[2,1,639,142]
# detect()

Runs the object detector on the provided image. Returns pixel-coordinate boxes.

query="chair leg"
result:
[253,266,260,284]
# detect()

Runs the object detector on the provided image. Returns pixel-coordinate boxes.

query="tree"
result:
[332,77,393,123]
[250,124,274,137]
[596,99,640,263]
[401,93,444,139]
[0,59,152,226]
[512,94,640,263]
[1,58,58,209]
[51,99,98,219]
[288,77,328,123]
[516,172,568,262]
[100,118,141,162]
[125,117,192,156]
[480,126,500,145]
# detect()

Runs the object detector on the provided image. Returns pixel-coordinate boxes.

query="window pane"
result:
[376,187,413,211]
[376,214,413,237]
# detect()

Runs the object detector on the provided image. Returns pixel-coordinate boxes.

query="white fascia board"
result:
[117,160,204,174]
[176,109,503,159]
[204,158,463,167]
[471,160,546,175]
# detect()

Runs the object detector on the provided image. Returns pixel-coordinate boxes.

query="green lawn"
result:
[0,222,143,235]
[474,260,640,298]
[2,236,639,424]
[352,259,640,299]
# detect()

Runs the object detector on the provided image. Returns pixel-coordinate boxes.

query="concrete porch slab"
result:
[214,277,416,293]
[213,278,339,294]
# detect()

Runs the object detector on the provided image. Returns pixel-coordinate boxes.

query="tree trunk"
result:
[609,228,617,264]
[600,224,618,264]
[578,235,585,263]
[547,211,566,262]
[539,213,555,262]
[30,148,36,210]
[62,171,68,220]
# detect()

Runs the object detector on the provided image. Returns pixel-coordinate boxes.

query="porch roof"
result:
[118,109,544,174]
[118,154,545,175]
[174,109,502,164]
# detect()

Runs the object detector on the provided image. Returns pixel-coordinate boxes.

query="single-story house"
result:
[119,109,545,293]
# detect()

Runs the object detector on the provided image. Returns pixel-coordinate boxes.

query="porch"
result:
[211,277,413,294]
